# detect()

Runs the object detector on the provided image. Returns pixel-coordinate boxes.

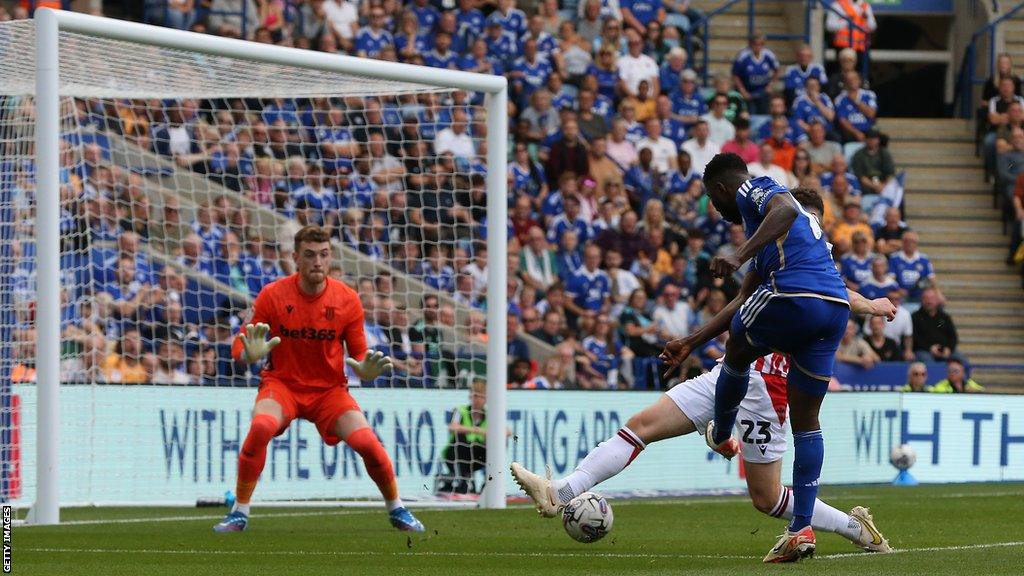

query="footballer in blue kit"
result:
[674,153,850,561]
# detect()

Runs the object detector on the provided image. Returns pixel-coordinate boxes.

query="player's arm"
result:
[847,289,896,320]
[710,193,797,277]
[341,301,393,380]
[659,270,761,369]
[232,290,280,363]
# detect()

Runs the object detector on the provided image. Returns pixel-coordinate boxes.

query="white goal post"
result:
[28,8,509,525]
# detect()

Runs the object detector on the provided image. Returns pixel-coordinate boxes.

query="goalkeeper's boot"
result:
[213,510,248,533]
[510,462,562,518]
[849,506,893,553]
[763,525,816,563]
[704,422,740,460]
[389,507,425,532]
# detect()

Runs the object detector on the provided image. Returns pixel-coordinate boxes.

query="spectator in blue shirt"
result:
[889,230,942,307]
[840,231,874,290]
[731,33,781,114]
[622,0,666,34]
[424,31,461,69]
[491,0,528,37]
[834,70,878,143]
[792,77,836,134]
[484,19,521,68]
[394,11,431,63]
[511,39,554,108]
[356,7,394,59]
[783,44,827,105]
[659,46,690,96]
[858,255,900,300]
[671,69,707,128]
[566,245,612,319]
[456,0,486,46]
[409,0,441,31]
[547,194,593,245]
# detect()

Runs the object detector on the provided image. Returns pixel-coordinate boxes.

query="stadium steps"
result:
[878,118,1024,390]
[100,129,560,366]
[689,0,798,79]
[1003,17,1024,66]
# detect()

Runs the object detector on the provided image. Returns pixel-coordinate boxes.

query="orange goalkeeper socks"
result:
[236,413,281,505]
[347,426,400,504]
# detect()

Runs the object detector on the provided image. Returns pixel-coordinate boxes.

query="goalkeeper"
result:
[214,226,425,533]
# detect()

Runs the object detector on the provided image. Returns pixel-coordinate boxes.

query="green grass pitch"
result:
[14,483,1024,576]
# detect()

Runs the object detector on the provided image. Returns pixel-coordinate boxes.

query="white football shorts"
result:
[665,364,788,464]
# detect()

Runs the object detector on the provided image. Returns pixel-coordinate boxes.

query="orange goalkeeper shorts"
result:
[255,380,361,446]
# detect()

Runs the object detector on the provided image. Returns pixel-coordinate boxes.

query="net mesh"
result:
[1,19,500,508]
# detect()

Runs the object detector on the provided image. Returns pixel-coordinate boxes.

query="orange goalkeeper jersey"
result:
[233,274,367,389]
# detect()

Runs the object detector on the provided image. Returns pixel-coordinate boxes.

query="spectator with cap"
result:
[835,70,877,142]
[731,33,780,114]
[929,359,984,394]
[850,127,894,195]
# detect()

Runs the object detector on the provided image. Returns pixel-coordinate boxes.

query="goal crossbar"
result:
[30,8,509,525]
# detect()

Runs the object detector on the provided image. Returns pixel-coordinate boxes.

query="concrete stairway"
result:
[880,118,1024,391]
[690,0,800,80]
[1002,10,1024,68]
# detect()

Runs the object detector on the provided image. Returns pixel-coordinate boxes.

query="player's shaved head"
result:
[702,152,748,224]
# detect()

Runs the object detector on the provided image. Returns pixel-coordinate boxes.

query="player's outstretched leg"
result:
[214,413,280,533]
[346,427,425,532]
[513,396,691,517]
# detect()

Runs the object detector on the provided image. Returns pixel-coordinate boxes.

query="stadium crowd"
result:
[0,0,976,391]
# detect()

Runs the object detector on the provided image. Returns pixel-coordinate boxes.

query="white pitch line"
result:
[819,541,1024,560]
[16,509,392,528]
[18,548,760,561]
[19,541,1024,562]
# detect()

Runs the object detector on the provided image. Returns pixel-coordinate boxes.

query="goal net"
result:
[1,13,509,519]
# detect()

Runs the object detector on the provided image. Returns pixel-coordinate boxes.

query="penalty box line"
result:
[18,541,1024,560]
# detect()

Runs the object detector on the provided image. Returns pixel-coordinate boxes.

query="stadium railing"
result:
[685,0,871,86]
[955,0,1024,119]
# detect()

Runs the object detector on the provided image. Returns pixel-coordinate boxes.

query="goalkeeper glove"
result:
[345,350,393,381]
[238,323,281,363]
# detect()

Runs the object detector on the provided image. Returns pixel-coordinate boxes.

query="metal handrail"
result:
[685,0,872,86]
[684,0,746,85]
[956,1,1024,118]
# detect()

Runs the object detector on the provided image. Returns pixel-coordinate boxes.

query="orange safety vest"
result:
[21,1,63,10]
[833,0,869,53]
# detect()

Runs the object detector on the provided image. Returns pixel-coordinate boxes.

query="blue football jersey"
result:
[737,176,848,302]
[840,253,873,287]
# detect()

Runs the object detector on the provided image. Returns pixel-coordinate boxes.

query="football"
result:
[562,492,613,543]
[890,443,917,471]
